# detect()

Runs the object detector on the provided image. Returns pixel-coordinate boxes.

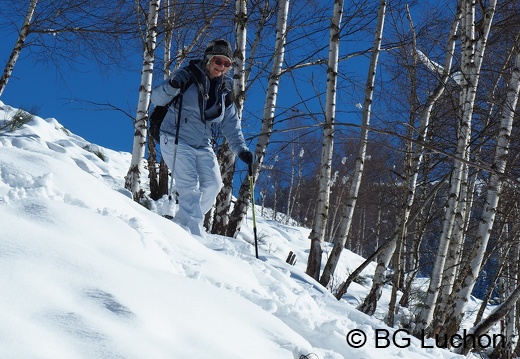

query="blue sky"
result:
[0,38,271,156]
[1,38,142,152]
[0,1,442,157]
[0,19,363,158]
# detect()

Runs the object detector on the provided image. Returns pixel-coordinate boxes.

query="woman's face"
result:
[207,56,232,79]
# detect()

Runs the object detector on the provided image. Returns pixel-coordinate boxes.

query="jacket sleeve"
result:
[220,103,248,156]
[151,70,184,106]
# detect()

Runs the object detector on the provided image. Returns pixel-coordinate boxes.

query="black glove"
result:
[169,69,190,89]
[239,150,253,167]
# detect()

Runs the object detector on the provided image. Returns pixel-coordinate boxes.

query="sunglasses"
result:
[212,57,232,68]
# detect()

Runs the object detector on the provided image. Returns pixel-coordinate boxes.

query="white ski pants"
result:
[161,136,222,236]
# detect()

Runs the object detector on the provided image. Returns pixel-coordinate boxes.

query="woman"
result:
[151,39,252,237]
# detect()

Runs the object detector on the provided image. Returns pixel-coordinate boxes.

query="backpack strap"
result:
[224,91,233,107]
[221,78,234,107]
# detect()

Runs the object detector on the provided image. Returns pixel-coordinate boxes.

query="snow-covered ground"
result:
[0,101,471,358]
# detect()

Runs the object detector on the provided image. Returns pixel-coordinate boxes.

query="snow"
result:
[0,101,470,358]
[416,49,462,85]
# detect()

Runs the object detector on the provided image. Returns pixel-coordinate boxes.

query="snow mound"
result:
[0,101,466,358]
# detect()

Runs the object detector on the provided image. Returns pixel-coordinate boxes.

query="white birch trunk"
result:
[305,0,343,281]
[387,5,421,324]
[286,138,296,222]
[319,0,386,288]
[461,284,520,355]
[226,0,289,238]
[147,0,174,201]
[356,4,459,315]
[211,0,247,235]
[416,0,495,334]
[157,0,174,197]
[124,0,161,201]
[163,0,173,79]
[488,239,520,359]
[444,22,518,339]
[0,0,38,96]
[501,237,520,358]
[434,27,518,335]
[233,0,247,119]
[438,171,473,297]
[430,166,475,333]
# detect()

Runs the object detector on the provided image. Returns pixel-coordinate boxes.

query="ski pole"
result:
[168,143,179,202]
[168,86,185,202]
[248,163,259,259]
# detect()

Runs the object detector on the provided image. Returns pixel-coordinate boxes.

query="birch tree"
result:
[491,226,520,359]
[212,0,282,235]
[285,137,297,222]
[431,25,520,335]
[158,0,175,198]
[385,4,417,325]
[305,0,343,281]
[435,19,518,341]
[416,0,497,335]
[342,3,459,316]
[462,225,520,357]
[479,228,520,359]
[125,0,161,201]
[0,0,38,96]
[225,0,290,238]
[147,0,174,201]
[211,0,248,235]
[1,0,135,97]
[319,0,386,288]
[461,280,520,355]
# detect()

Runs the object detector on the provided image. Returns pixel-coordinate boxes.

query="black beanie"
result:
[204,39,233,60]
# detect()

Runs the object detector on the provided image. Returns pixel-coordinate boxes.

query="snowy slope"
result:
[0,101,468,358]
